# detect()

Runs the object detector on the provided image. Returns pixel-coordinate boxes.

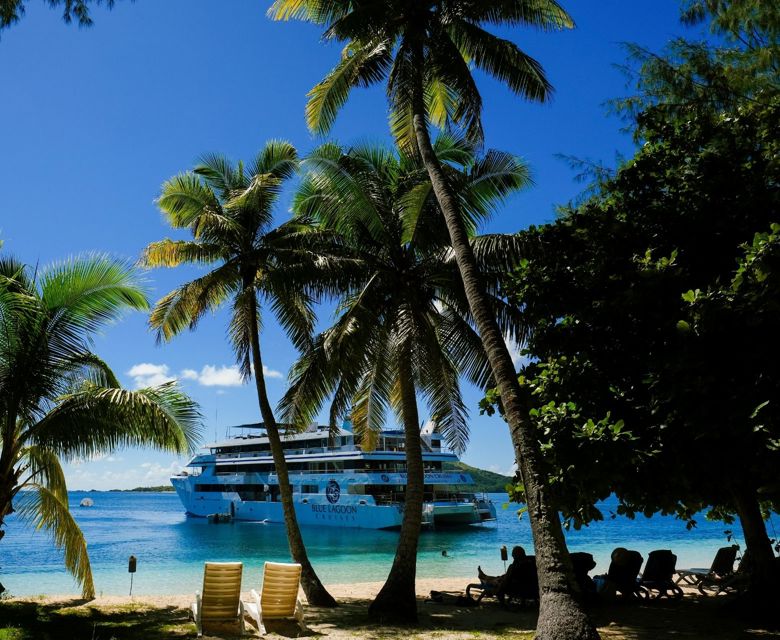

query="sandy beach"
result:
[10,576,471,610]
[7,578,778,640]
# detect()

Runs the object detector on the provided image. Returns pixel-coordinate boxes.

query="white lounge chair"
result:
[245,561,304,635]
[191,561,245,637]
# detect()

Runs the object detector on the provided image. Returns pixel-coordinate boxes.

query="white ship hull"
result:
[172,477,404,529]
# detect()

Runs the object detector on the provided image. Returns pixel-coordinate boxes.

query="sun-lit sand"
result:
[16,576,471,609]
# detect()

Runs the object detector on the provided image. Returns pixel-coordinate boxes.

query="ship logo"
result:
[380,473,390,483]
[326,479,341,504]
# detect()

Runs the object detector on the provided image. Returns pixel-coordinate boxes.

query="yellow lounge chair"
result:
[245,561,304,635]
[191,561,245,637]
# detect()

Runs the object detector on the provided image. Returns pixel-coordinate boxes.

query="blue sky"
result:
[1,0,696,489]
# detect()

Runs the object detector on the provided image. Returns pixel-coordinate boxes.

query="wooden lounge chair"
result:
[675,545,739,595]
[191,561,245,637]
[639,550,683,599]
[245,561,304,635]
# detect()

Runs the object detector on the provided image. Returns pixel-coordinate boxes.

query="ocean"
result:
[1,491,773,597]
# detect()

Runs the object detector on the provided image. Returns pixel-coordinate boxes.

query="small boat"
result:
[79,498,94,507]
[207,513,233,524]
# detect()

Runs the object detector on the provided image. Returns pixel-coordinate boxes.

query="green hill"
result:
[442,461,512,493]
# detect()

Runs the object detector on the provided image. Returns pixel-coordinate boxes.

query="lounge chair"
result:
[605,548,646,599]
[191,561,245,637]
[245,561,304,635]
[675,545,738,595]
[570,552,597,599]
[497,555,539,606]
[638,550,683,599]
[466,555,538,606]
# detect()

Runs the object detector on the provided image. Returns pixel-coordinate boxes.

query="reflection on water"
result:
[2,491,771,596]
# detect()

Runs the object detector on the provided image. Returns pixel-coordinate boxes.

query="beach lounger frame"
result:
[675,545,739,595]
[638,550,683,600]
[191,561,246,637]
[245,561,304,635]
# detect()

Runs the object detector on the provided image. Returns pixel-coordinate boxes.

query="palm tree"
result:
[269,3,599,637]
[279,137,528,622]
[0,254,201,599]
[141,141,336,607]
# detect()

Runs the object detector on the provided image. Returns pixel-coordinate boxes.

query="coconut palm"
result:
[269,3,598,637]
[141,140,336,607]
[0,254,201,599]
[279,136,527,622]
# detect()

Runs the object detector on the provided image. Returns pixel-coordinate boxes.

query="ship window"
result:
[301,484,318,494]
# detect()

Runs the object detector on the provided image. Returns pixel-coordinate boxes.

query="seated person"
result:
[477,546,527,585]
[468,546,536,603]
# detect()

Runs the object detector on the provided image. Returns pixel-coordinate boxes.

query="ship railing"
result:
[424,492,480,504]
[214,444,363,459]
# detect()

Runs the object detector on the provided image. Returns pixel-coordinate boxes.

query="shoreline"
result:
[9,576,473,607]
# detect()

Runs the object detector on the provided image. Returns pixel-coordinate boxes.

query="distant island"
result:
[442,462,512,493]
[101,464,511,494]
[108,485,175,493]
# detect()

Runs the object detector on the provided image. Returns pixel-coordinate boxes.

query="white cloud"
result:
[178,364,283,387]
[196,365,244,387]
[490,462,518,478]
[262,365,283,380]
[127,363,175,388]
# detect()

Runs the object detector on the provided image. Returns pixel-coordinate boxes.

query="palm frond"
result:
[268,0,349,24]
[449,20,552,103]
[141,239,227,268]
[462,0,574,30]
[17,446,69,504]
[157,173,221,229]
[149,262,239,343]
[30,381,203,459]
[15,486,95,599]
[307,39,392,135]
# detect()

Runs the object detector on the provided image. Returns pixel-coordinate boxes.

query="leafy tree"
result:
[0,254,201,598]
[0,0,118,36]
[280,137,527,622]
[269,3,598,636]
[141,142,337,607]
[486,93,780,600]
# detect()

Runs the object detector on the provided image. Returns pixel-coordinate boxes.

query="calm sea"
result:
[2,492,775,597]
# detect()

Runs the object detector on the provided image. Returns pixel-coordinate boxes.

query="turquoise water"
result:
[2,492,774,596]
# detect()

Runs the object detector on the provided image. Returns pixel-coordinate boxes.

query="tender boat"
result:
[171,421,497,530]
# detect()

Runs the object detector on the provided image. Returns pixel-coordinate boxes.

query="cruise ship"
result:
[171,422,497,530]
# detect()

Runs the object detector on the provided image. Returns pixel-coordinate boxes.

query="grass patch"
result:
[0,594,777,639]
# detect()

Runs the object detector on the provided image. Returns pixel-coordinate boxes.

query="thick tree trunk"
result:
[410,63,599,640]
[368,347,424,623]
[0,474,16,543]
[0,444,19,543]
[731,485,779,603]
[247,290,337,607]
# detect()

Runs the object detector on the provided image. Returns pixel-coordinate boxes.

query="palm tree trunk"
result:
[246,289,337,607]
[368,346,424,623]
[410,63,599,640]
[0,433,18,543]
